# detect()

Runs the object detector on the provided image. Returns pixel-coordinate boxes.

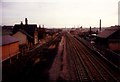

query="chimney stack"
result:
[39,25,41,28]
[99,19,101,31]
[20,21,23,29]
[90,26,92,34]
[20,21,23,25]
[25,18,28,25]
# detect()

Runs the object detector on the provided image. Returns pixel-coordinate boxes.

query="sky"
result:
[1,0,120,28]
[118,1,120,25]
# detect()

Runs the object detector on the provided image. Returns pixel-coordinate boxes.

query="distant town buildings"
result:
[1,17,120,64]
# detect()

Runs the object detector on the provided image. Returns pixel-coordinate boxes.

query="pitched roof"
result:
[18,29,33,39]
[13,24,37,36]
[2,26,13,35]
[0,35,19,46]
[97,27,120,38]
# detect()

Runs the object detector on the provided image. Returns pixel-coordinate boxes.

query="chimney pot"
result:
[25,18,28,25]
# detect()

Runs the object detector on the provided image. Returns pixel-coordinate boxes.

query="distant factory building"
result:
[96,25,120,51]
[13,18,38,45]
[0,35,20,63]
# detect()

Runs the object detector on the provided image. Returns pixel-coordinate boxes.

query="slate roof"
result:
[2,26,13,35]
[97,26,120,38]
[0,35,19,46]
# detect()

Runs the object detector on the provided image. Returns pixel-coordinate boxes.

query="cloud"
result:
[1,0,119,27]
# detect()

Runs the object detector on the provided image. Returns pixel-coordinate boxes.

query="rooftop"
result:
[0,35,19,46]
[97,26,120,38]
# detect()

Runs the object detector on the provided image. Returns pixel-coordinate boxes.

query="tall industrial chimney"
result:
[25,18,28,25]
[99,19,101,31]
[90,26,92,34]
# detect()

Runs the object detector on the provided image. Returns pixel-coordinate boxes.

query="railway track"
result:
[65,35,90,81]
[75,36,120,69]
[64,32,119,81]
